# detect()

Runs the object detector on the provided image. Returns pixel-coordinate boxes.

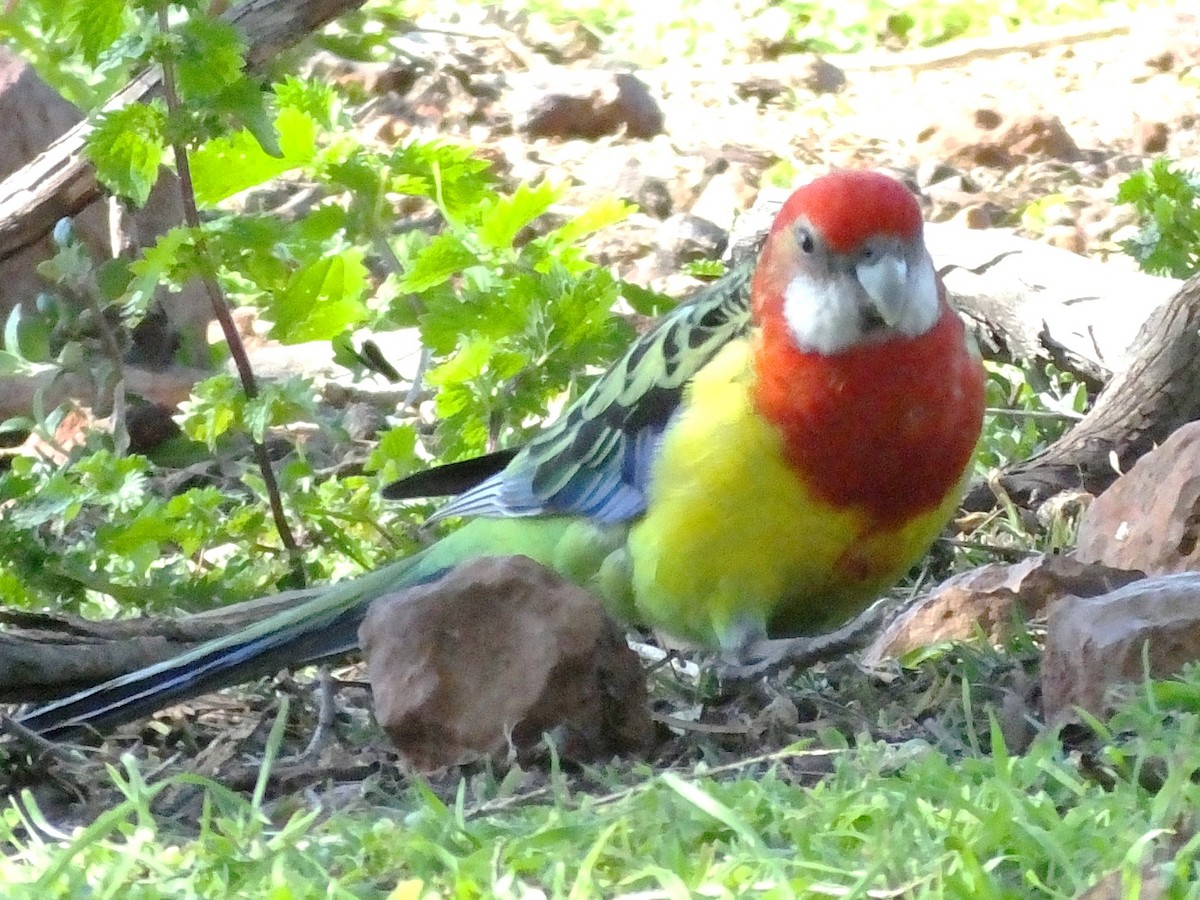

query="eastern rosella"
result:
[19,170,985,738]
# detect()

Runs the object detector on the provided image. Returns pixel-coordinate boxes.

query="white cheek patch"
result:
[781,271,863,355]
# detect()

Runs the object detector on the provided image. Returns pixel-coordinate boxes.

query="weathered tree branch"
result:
[0,0,366,266]
[0,589,321,701]
[927,222,1180,383]
[964,273,1200,509]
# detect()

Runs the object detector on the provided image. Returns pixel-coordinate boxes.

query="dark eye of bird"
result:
[798,230,815,254]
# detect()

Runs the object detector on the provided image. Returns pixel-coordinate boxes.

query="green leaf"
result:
[174,16,246,101]
[621,282,675,316]
[396,233,476,294]
[87,103,167,207]
[270,251,368,343]
[97,509,175,556]
[0,351,23,376]
[426,339,493,387]
[213,78,282,158]
[1117,159,1200,278]
[274,76,337,128]
[4,306,22,360]
[177,374,243,448]
[243,379,319,442]
[3,305,52,363]
[476,180,561,251]
[296,203,347,242]
[552,196,634,244]
[16,315,51,364]
[432,381,473,419]
[67,0,128,65]
[681,259,726,279]
[97,258,133,302]
[190,107,317,207]
[365,424,419,476]
[126,227,194,309]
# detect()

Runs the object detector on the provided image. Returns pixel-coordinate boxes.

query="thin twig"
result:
[838,15,1132,72]
[155,8,302,574]
[0,715,89,763]
[402,345,432,412]
[939,537,1038,561]
[75,284,125,390]
[466,744,851,819]
[372,230,433,412]
[985,406,1084,421]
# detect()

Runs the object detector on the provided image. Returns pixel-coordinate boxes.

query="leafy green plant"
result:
[0,0,673,616]
[1117,159,1200,278]
[977,361,1087,474]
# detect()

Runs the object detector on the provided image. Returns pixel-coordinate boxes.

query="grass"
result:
[4,659,1200,897]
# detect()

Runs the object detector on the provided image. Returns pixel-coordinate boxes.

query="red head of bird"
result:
[749,170,984,526]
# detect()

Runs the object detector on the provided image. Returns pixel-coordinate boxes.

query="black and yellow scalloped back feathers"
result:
[422,261,754,525]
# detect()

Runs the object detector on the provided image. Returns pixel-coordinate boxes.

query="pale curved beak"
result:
[855,252,910,328]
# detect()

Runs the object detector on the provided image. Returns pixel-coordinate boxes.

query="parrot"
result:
[18,170,986,739]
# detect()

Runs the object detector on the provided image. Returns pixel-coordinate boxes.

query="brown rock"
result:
[952,204,1000,230]
[341,402,387,442]
[917,108,1081,170]
[1042,573,1200,723]
[689,165,759,233]
[1132,10,1200,75]
[861,554,1144,666]
[318,57,419,97]
[1143,49,1179,74]
[125,402,183,455]
[914,159,962,190]
[923,187,979,222]
[1042,224,1087,255]
[1132,120,1170,154]
[515,71,664,140]
[1002,115,1080,160]
[734,74,789,105]
[520,16,601,63]
[634,176,674,219]
[734,56,844,102]
[655,214,728,270]
[359,556,654,771]
[1076,422,1200,575]
[796,55,847,95]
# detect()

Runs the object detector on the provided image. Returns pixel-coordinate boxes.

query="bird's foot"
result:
[717,616,881,682]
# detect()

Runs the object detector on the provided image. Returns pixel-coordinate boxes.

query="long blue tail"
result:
[18,554,445,739]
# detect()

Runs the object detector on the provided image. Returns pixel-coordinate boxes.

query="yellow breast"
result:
[627,338,964,651]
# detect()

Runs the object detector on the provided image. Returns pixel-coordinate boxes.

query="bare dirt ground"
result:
[341,6,1198,288]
